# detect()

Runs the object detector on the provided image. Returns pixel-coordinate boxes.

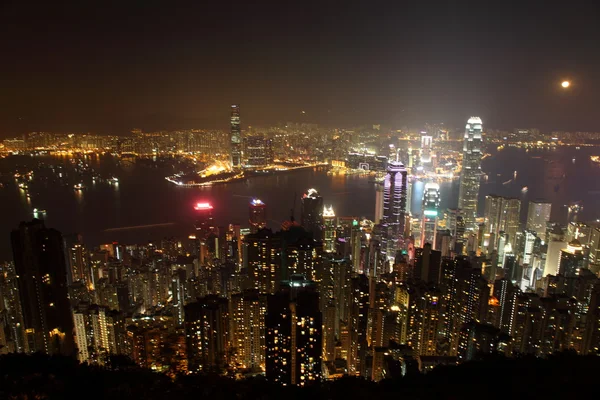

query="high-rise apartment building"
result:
[526,200,552,238]
[483,195,521,250]
[244,135,270,167]
[64,234,91,286]
[185,295,230,372]
[323,206,336,253]
[374,182,384,223]
[381,161,408,260]
[11,220,75,355]
[557,239,584,277]
[230,289,267,370]
[420,182,440,247]
[301,188,324,239]
[249,199,267,234]
[72,303,112,364]
[230,105,242,168]
[265,275,322,386]
[545,225,566,276]
[346,274,369,376]
[244,228,281,294]
[414,243,442,284]
[458,117,483,231]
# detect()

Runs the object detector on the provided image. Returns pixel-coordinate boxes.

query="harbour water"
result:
[1,146,599,260]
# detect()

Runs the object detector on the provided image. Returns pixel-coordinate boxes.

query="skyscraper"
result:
[557,239,584,277]
[185,295,230,372]
[265,275,322,386]
[249,199,267,233]
[381,161,408,260]
[72,303,111,364]
[230,289,266,370]
[301,188,324,239]
[193,202,215,265]
[483,195,521,250]
[526,200,552,238]
[230,104,242,169]
[420,182,440,247]
[420,133,433,164]
[374,182,384,223]
[458,117,483,231]
[244,135,268,167]
[11,219,75,355]
[323,205,336,253]
[244,228,281,294]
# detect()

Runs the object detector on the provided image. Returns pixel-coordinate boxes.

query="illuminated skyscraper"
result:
[230,104,242,168]
[558,239,584,277]
[63,234,91,286]
[420,133,433,164]
[458,117,483,231]
[526,200,552,238]
[249,199,267,233]
[301,188,324,239]
[193,202,215,265]
[567,202,583,224]
[230,289,266,370]
[522,230,537,265]
[406,178,413,215]
[381,161,408,260]
[185,295,230,372]
[265,275,322,386]
[244,135,269,167]
[72,303,111,364]
[374,183,384,223]
[323,205,336,253]
[194,202,215,235]
[346,274,369,376]
[420,182,440,247]
[244,228,281,294]
[11,220,75,355]
[483,195,521,250]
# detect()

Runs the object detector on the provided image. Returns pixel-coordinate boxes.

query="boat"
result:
[74,183,84,190]
[33,208,47,218]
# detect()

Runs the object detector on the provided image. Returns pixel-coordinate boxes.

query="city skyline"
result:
[2,1,600,390]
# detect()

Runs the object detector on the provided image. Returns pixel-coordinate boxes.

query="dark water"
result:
[1,147,600,260]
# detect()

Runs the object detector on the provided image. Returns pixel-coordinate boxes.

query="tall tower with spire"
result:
[458,117,483,231]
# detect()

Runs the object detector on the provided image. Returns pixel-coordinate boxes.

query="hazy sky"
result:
[1,0,599,135]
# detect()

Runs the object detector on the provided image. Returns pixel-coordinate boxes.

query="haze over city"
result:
[1,1,600,135]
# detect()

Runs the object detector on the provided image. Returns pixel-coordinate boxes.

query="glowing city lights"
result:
[194,202,213,211]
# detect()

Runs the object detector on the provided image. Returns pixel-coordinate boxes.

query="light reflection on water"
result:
[1,147,599,259]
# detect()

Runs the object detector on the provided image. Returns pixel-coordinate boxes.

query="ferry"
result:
[33,208,47,218]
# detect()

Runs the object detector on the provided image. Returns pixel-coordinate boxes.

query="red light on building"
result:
[194,202,214,211]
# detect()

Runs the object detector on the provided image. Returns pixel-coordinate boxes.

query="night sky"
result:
[1,0,599,135]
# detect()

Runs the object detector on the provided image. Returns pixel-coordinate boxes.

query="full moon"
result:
[561,80,570,88]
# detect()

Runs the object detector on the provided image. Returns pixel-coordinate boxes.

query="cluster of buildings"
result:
[1,115,600,387]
